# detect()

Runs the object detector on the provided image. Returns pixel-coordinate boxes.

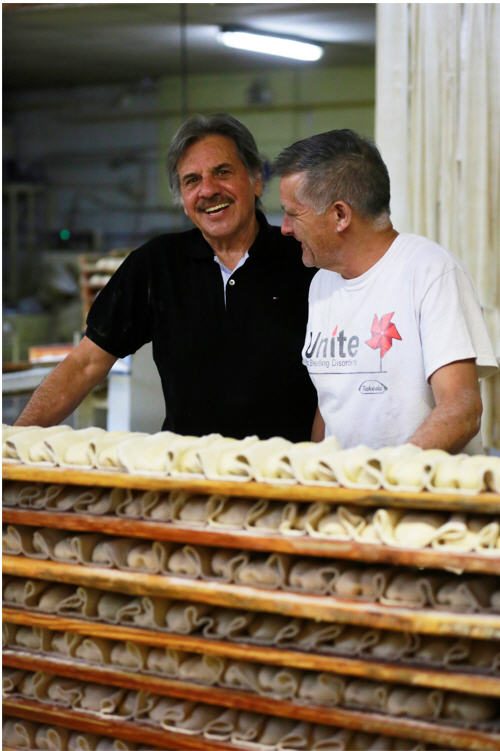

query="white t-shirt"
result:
[303,232,498,452]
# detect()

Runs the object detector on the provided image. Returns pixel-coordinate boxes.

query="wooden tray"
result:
[4,556,500,640]
[3,698,239,750]
[4,463,500,513]
[4,694,499,751]
[4,507,499,575]
[4,621,500,697]
[4,463,500,751]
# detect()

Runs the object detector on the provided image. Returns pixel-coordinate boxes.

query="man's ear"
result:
[253,172,263,198]
[331,201,352,232]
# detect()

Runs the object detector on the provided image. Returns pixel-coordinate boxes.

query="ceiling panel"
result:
[2,2,376,90]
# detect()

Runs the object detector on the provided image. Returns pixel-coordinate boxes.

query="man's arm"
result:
[15,336,117,427]
[408,359,483,453]
[311,405,325,442]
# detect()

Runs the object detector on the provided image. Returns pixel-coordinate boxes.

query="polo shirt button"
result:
[228,278,236,286]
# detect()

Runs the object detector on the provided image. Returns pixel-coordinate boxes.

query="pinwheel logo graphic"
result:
[365,312,402,371]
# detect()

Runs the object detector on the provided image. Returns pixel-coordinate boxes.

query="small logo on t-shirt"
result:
[365,312,402,358]
[359,380,387,394]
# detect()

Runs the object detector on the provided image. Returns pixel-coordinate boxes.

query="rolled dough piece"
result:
[203,707,239,741]
[381,447,448,491]
[4,577,48,607]
[286,436,342,485]
[436,577,498,612]
[202,607,254,639]
[207,497,254,528]
[56,585,102,618]
[146,647,184,677]
[110,641,149,671]
[178,653,226,685]
[47,676,86,706]
[234,552,290,589]
[165,703,222,734]
[257,664,301,699]
[3,425,72,464]
[295,620,345,651]
[327,626,380,656]
[116,689,157,720]
[199,435,260,481]
[231,710,266,743]
[50,630,84,657]
[164,601,213,633]
[64,429,130,469]
[80,683,126,715]
[222,660,260,692]
[2,718,38,748]
[35,724,70,751]
[166,544,213,578]
[117,431,180,475]
[169,433,224,478]
[246,613,302,645]
[386,686,444,719]
[126,540,172,573]
[75,636,113,664]
[381,572,446,608]
[344,678,389,711]
[32,528,70,559]
[442,692,498,722]
[2,524,37,555]
[298,672,345,706]
[96,431,148,470]
[288,558,345,594]
[53,532,102,563]
[38,584,77,612]
[91,537,138,568]
[96,592,133,622]
[141,491,173,520]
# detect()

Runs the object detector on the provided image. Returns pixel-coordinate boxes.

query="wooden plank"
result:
[3,695,499,751]
[2,698,242,750]
[4,625,500,697]
[4,556,500,640]
[4,462,500,513]
[4,648,500,739]
[4,507,499,574]
[4,649,296,715]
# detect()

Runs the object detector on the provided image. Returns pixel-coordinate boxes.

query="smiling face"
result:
[280,172,336,269]
[177,134,262,251]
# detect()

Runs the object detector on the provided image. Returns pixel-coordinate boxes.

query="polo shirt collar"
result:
[187,210,270,261]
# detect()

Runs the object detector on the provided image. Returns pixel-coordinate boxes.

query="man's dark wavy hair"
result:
[167,113,263,206]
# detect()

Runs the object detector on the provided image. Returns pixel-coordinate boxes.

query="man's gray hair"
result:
[167,113,263,204]
[273,129,391,222]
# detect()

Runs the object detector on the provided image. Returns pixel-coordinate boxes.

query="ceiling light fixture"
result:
[218,26,323,62]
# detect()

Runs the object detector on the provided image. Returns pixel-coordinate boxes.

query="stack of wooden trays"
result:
[3,462,500,751]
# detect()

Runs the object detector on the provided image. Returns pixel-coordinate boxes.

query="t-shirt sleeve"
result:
[419,266,498,381]
[85,246,153,359]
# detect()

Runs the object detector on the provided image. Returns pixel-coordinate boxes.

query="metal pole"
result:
[179,3,188,121]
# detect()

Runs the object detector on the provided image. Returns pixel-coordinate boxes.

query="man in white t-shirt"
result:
[273,129,498,453]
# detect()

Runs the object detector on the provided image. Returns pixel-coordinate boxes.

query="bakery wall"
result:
[3,63,374,269]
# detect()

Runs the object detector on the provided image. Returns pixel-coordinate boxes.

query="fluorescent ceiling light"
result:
[218,28,323,62]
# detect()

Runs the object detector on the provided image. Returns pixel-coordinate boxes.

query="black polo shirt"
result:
[86,213,317,440]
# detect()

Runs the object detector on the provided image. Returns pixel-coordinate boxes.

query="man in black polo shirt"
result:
[15,114,317,441]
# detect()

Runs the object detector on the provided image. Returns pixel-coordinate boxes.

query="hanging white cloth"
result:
[375,3,500,448]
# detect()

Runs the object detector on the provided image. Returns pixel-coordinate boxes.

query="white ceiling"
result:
[2,2,376,91]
